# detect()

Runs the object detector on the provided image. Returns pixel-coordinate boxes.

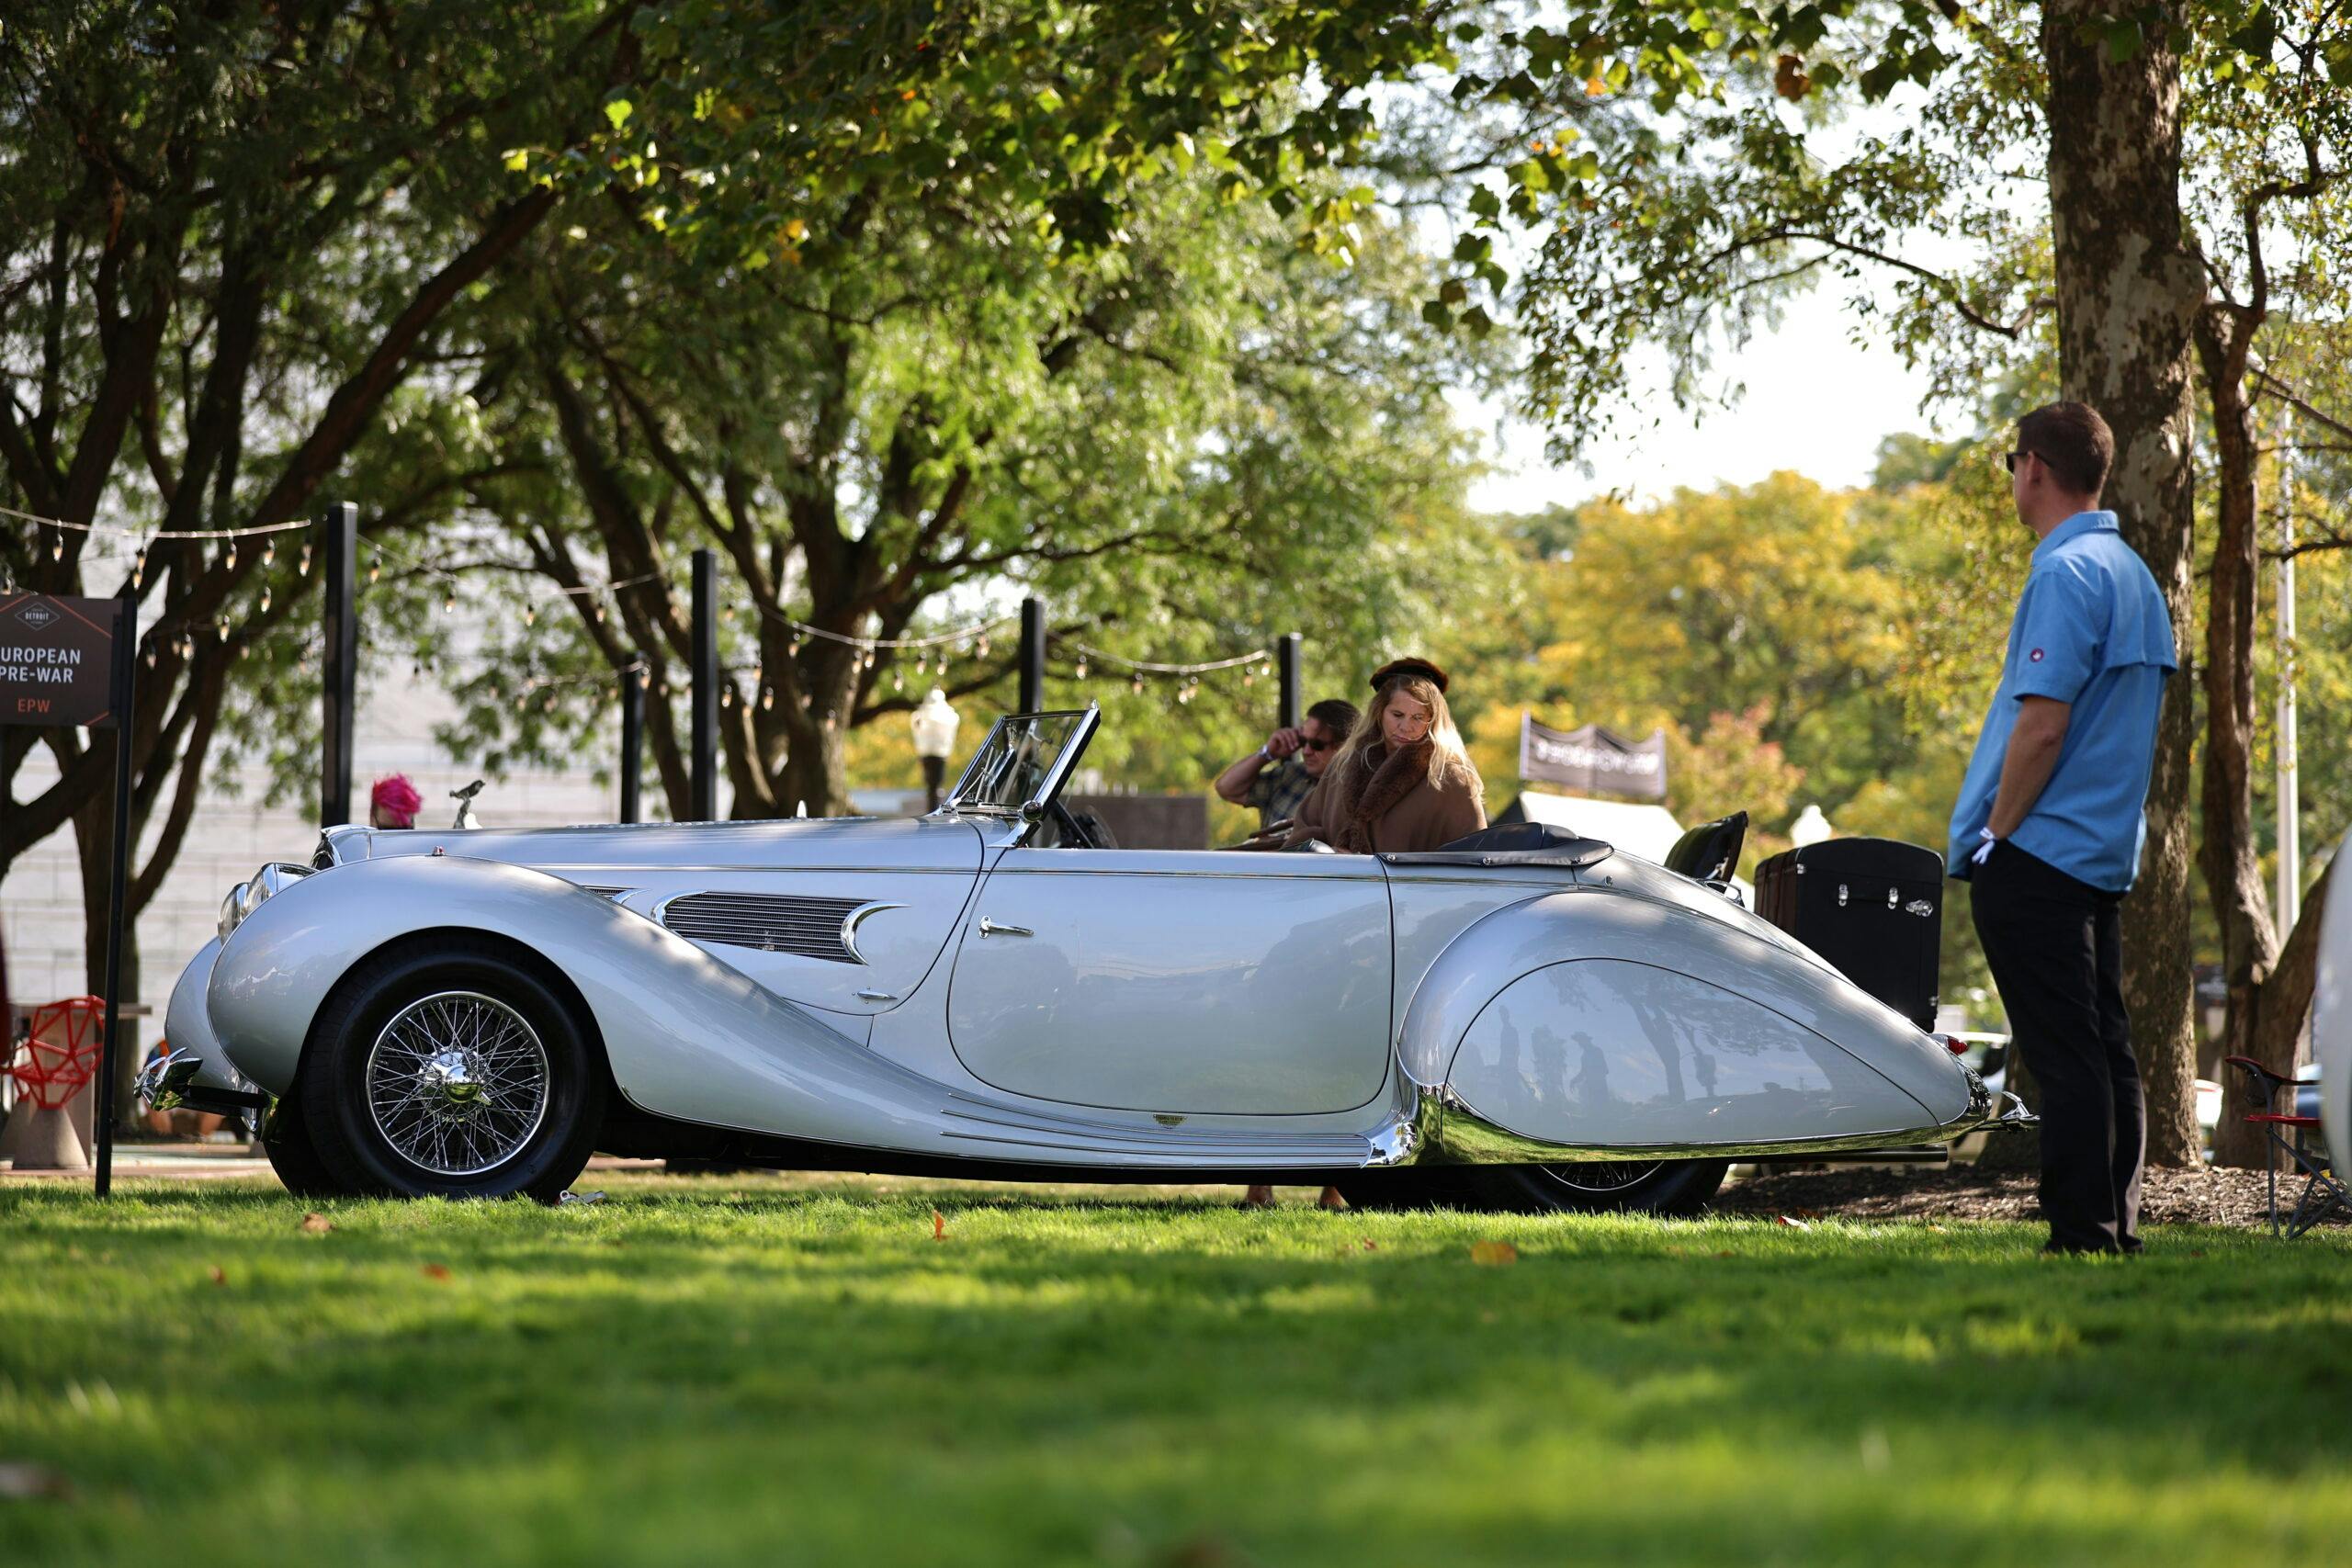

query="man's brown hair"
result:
[2017,401,2114,497]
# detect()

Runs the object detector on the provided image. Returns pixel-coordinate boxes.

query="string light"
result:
[300,544,312,577]
[761,687,774,711]
[1075,658,1088,680]
[263,539,276,567]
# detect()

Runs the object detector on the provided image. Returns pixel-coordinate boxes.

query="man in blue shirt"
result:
[1949,400,2177,1255]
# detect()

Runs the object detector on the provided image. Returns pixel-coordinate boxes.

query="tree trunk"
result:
[2192,310,2290,1167]
[2215,856,2335,1166]
[2040,1,2206,1167]
[72,792,142,1138]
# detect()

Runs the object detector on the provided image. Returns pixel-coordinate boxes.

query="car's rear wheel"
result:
[300,940,605,1202]
[1339,1158,1727,1216]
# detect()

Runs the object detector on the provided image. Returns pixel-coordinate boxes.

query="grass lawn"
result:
[2,1173,2347,1567]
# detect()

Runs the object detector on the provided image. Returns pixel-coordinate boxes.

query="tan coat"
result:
[1280,745,1486,854]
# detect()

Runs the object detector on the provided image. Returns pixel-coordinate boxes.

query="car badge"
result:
[13,601,59,632]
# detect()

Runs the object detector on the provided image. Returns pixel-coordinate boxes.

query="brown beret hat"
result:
[1368,656,1449,694]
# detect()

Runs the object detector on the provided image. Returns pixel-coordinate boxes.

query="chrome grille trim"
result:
[657,892,868,962]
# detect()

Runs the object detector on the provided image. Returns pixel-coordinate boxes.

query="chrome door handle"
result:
[977,918,1033,939]
[855,988,897,1002]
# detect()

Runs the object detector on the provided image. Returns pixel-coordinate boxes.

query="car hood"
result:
[332,814,987,876]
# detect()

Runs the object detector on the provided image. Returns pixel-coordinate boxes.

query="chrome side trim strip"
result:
[839,901,905,964]
[1406,1066,1999,1167]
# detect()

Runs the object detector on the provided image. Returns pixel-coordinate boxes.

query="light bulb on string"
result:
[761,686,774,711]
[300,544,312,577]
[217,623,229,643]
[368,562,380,585]
[263,539,275,567]
[525,606,536,626]
[443,593,455,615]
[260,585,272,613]
[1131,674,1145,694]
[50,529,61,561]
[976,637,990,658]
[544,694,557,713]
[892,669,903,692]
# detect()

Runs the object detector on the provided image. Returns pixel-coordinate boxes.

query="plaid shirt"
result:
[1243,754,1317,829]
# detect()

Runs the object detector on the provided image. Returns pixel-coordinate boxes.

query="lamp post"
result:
[910,688,961,812]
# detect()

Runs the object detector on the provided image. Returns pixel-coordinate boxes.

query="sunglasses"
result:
[1299,736,1338,752]
[2004,449,2039,475]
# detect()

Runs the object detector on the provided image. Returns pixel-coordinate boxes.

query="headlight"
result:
[220,883,251,942]
[218,862,313,942]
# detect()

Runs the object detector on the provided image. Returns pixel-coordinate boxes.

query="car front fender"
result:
[1397,887,1978,1158]
[205,852,963,1151]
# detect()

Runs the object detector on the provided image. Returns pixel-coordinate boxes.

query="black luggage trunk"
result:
[1754,838,1944,1031]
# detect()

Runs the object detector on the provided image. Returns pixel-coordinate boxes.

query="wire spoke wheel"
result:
[1539,1159,1667,1194]
[364,990,549,1178]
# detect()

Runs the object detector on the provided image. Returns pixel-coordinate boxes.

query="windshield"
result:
[944,709,1093,815]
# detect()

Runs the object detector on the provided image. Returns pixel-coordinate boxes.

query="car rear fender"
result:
[1397,888,1977,1151]
[205,853,958,1149]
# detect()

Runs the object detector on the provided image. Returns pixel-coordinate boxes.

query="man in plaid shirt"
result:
[1214,697,1359,832]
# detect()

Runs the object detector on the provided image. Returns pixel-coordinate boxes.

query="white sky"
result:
[1464,277,1954,514]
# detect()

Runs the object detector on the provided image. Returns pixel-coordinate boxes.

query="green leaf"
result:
[2229,6,2278,61]
[604,96,633,132]
[1421,299,1455,330]
[503,149,530,173]
[2103,19,2143,65]
[1467,186,1501,221]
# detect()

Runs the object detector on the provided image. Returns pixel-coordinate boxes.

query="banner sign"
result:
[1518,714,1668,799]
[0,592,119,728]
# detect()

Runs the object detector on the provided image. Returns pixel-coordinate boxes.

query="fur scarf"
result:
[1326,739,1435,854]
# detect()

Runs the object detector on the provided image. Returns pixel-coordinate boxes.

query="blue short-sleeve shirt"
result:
[1946,511,2177,892]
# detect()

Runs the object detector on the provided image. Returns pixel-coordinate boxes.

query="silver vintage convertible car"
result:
[144,706,2019,1212]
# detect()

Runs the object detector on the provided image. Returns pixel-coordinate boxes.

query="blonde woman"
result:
[1281,658,1485,854]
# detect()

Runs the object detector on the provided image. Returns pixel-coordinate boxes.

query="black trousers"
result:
[1970,843,2144,1252]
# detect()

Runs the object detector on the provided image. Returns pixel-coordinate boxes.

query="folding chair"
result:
[2222,1055,2347,1239]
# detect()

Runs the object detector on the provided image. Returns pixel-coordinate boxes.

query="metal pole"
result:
[319,502,357,827]
[94,589,138,1198]
[691,549,718,821]
[619,665,644,825]
[1276,633,1302,731]
[2277,414,2301,933]
[1018,596,1045,712]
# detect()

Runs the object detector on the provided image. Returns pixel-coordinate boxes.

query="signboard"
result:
[0,592,119,728]
[1518,714,1668,800]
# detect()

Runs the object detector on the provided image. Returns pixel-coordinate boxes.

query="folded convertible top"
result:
[1381,822,1615,870]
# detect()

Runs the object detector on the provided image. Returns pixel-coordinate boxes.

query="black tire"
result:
[1340,1158,1728,1216]
[299,938,606,1202]
[259,1094,350,1201]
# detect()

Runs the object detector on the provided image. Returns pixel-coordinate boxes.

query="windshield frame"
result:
[938,705,1100,819]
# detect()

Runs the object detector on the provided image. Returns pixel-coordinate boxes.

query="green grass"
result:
[2,1175,2347,1568]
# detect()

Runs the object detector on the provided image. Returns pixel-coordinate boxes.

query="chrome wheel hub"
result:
[366,991,549,1177]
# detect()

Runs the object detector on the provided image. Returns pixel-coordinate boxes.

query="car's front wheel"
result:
[300,939,605,1202]
[258,1094,350,1200]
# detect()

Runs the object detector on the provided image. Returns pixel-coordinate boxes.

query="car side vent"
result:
[576,885,632,901]
[660,893,865,962]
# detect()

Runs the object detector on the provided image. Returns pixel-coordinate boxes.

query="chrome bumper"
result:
[136,1053,268,1117]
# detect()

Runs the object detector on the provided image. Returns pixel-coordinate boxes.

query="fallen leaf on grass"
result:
[0,1461,74,1501]
[1926,1224,1950,1234]
[1361,1238,1376,1251]
[421,1264,452,1282]
[299,1212,333,1235]
[1775,1215,1812,1231]
[208,1264,226,1285]
[932,1209,947,1241]
[1469,1240,1518,1267]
